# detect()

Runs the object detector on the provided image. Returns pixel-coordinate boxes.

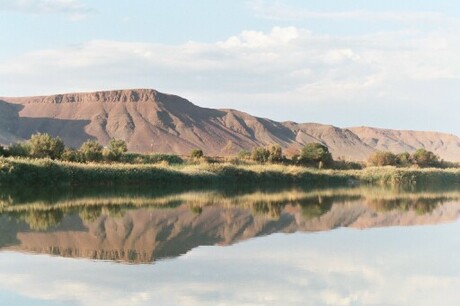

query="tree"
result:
[107,139,128,161]
[80,140,103,162]
[61,148,83,163]
[367,151,397,167]
[28,133,65,159]
[251,145,283,163]
[251,147,270,163]
[267,144,283,163]
[411,149,439,168]
[190,149,204,159]
[396,152,411,167]
[7,142,31,157]
[300,143,333,168]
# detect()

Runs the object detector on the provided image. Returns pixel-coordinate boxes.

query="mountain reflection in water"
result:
[0,184,459,263]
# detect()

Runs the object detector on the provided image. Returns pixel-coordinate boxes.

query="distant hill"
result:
[1,88,459,161]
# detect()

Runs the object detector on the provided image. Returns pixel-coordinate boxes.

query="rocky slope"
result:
[1,89,459,161]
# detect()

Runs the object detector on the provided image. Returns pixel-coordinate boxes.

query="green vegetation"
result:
[368,151,397,167]
[190,148,204,159]
[251,144,283,163]
[28,133,65,159]
[300,143,333,168]
[0,133,459,187]
[80,139,103,162]
[238,149,251,159]
[106,138,128,161]
[0,158,351,186]
[368,149,444,168]
[412,148,440,167]
[0,156,459,188]
[120,153,183,164]
[7,142,30,157]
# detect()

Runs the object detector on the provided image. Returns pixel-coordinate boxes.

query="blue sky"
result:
[1,0,459,134]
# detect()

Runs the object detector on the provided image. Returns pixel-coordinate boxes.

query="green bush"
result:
[333,160,363,170]
[61,148,84,163]
[7,142,31,157]
[412,149,440,168]
[251,147,270,163]
[107,139,128,161]
[396,152,411,167]
[367,151,398,167]
[267,144,283,163]
[251,145,283,163]
[237,150,251,159]
[190,149,204,159]
[0,145,6,157]
[28,133,65,159]
[121,153,183,164]
[80,140,103,162]
[300,143,333,168]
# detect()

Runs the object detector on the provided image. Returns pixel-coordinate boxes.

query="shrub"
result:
[300,143,333,168]
[412,149,440,168]
[7,142,31,157]
[190,149,204,159]
[61,148,84,163]
[267,144,283,163]
[107,139,128,161]
[0,145,6,157]
[251,147,270,163]
[396,152,411,167]
[28,133,65,159]
[237,150,251,159]
[333,160,363,170]
[121,153,183,164]
[80,140,103,162]
[367,151,397,167]
[251,145,283,163]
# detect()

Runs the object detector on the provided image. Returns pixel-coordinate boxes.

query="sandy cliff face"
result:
[1,89,459,161]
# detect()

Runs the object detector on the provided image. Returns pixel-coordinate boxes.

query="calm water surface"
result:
[0,184,459,305]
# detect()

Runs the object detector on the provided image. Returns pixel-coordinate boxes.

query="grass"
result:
[1,157,460,187]
[0,157,349,186]
[349,166,460,186]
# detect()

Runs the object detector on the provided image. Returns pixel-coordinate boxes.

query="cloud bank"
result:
[0,22,459,132]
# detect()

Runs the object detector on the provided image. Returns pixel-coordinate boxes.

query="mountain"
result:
[1,88,459,161]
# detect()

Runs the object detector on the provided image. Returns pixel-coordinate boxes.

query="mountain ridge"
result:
[1,88,459,161]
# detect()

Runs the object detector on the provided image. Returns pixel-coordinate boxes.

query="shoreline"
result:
[1,157,460,187]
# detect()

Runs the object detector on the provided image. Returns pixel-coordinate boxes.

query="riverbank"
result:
[1,157,460,187]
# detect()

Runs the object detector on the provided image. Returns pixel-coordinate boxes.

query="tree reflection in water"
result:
[0,184,459,263]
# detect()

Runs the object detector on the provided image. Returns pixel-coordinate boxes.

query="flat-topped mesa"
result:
[0,88,459,160]
[2,89,165,104]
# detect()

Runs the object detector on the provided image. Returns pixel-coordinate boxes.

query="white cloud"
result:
[0,23,459,133]
[0,0,92,19]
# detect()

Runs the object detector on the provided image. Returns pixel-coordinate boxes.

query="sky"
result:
[0,222,459,305]
[0,0,459,134]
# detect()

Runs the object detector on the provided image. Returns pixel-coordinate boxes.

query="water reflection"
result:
[0,184,459,263]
